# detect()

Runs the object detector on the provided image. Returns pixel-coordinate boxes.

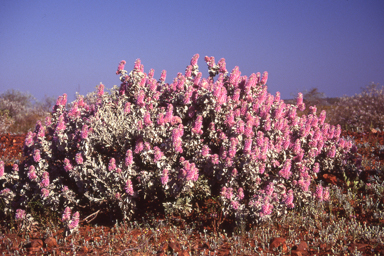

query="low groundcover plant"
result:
[0,54,358,233]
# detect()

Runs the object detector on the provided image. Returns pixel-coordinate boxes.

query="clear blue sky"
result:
[1,0,383,103]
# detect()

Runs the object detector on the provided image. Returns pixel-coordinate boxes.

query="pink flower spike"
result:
[41,188,49,198]
[217,58,227,73]
[244,120,254,138]
[144,142,151,151]
[285,190,295,209]
[13,164,19,172]
[201,145,211,157]
[137,90,145,107]
[153,146,164,163]
[164,104,174,123]
[32,149,41,162]
[125,150,133,166]
[309,105,317,115]
[225,111,235,127]
[231,168,238,177]
[265,183,274,196]
[0,161,4,177]
[229,66,241,86]
[190,54,199,66]
[148,68,155,79]
[328,145,336,158]
[157,113,165,126]
[297,93,303,105]
[258,163,266,174]
[15,209,26,220]
[116,60,126,75]
[279,159,292,179]
[161,169,169,185]
[209,122,215,131]
[108,158,116,172]
[62,207,71,222]
[211,154,219,165]
[275,91,281,102]
[28,165,37,180]
[313,162,320,173]
[81,124,89,139]
[293,139,302,155]
[125,179,134,196]
[139,76,146,87]
[0,188,10,195]
[68,212,80,230]
[261,200,273,216]
[37,124,46,138]
[45,116,52,126]
[192,115,203,135]
[55,95,63,106]
[185,65,192,78]
[231,201,240,210]
[40,172,50,188]
[134,138,144,154]
[319,110,326,125]
[144,111,152,126]
[225,187,233,200]
[244,138,252,155]
[97,84,104,97]
[264,119,271,131]
[193,72,202,86]
[236,120,245,135]
[61,93,68,106]
[56,114,66,132]
[124,102,131,114]
[159,70,167,82]
[260,71,268,85]
[134,59,141,71]
[64,158,73,172]
[204,56,215,68]
[238,188,244,200]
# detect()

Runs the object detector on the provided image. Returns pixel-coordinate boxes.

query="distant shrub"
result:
[301,88,328,107]
[0,110,14,134]
[327,83,384,132]
[0,89,55,134]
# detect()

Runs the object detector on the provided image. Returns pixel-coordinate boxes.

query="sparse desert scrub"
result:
[327,83,384,132]
[0,89,55,134]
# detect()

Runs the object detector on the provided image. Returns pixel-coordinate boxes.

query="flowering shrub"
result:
[0,54,357,229]
[328,83,384,132]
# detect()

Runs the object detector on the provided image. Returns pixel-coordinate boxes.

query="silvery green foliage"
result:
[0,55,357,228]
[328,83,384,132]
